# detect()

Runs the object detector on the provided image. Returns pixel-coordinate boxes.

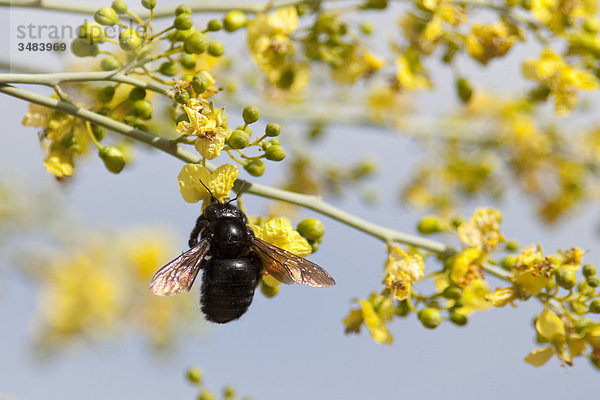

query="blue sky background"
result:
[1,1,600,399]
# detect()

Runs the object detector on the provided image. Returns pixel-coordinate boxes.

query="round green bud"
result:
[395,300,411,317]
[129,87,147,101]
[456,77,473,103]
[207,41,225,57]
[264,145,286,161]
[119,29,141,51]
[175,90,191,105]
[180,52,197,69]
[228,129,250,149]
[91,124,106,141]
[417,216,442,234]
[207,19,223,31]
[141,0,156,10]
[170,28,193,42]
[100,56,120,71]
[578,281,594,296]
[261,141,272,151]
[175,4,192,15]
[418,308,442,329]
[590,299,600,314]
[59,134,77,148]
[98,86,116,103]
[71,38,99,57]
[111,0,128,14]
[223,10,249,32]
[442,285,463,300]
[192,74,210,93]
[159,61,178,77]
[260,280,279,298]
[265,123,281,137]
[268,138,280,146]
[186,367,203,384]
[223,386,236,398]
[99,146,126,173]
[277,67,295,89]
[575,317,592,333]
[237,125,252,135]
[94,6,119,26]
[501,255,517,271]
[449,311,468,326]
[583,17,600,34]
[297,218,324,241]
[78,22,107,44]
[360,22,373,35]
[505,239,520,252]
[308,239,319,253]
[521,0,532,10]
[242,105,260,124]
[570,300,588,315]
[131,99,153,119]
[583,264,596,278]
[587,276,600,288]
[555,267,577,290]
[198,391,216,400]
[244,159,265,177]
[174,13,193,30]
[184,32,208,54]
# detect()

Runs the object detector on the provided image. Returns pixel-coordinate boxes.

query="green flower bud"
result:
[521,0,532,10]
[456,77,473,103]
[131,99,153,119]
[264,145,286,161]
[265,123,281,137]
[228,129,250,149]
[174,13,193,30]
[91,124,106,141]
[244,159,265,177]
[111,0,128,14]
[442,285,463,300]
[505,239,520,252]
[71,38,99,57]
[99,146,126,173]
[119,29,141,51]
[395,300,411,316]
[98,86,116,103]
[223,386,236,398]
[268,138,280,146]
[238,125,253,135]
[308,239,319,253]
[100,56,120,71]
[159,61,178,76]
[590,299,600,314]
[175,90,191,104]
[555,267,577,290]
[207,19,223,31]
[260,280,279,298]
[277,67,295,89]
[223,10,248,32]
[207,41,225,57]
[242,105,260,124]
[570,300,588,315]
[179,52,197,69]
[192,74,210,93]
[184,32,208,54]
[175,4,192,15]
[297,218,324,241]
[583,264,596,277]
[141,0,156,10]
[186,367,203,384]
[418,308,442,329]
[129,87,147,101]
[583,17,600,34]
[587,276,600,288]
[578,281,594,296]
[449,311,467,326]
[78,22,107,44]
[575,317,592,333]
[501,255,517,271]
[170,28,193,42]
[198,391,216,400]
[417,216,442,234]
[95,6,119,26]
[528,85,551,102]
[261,141,272,151]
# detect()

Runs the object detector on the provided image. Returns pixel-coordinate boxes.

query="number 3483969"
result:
[17,42,67,52]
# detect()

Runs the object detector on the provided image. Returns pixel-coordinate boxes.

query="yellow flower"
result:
[395,49,432,91]
[383,245,424,301]
[458,208,504,251]
[251,217,312,257]
[531,0,597,33]
[343,293,394,345]
[124,232,174,280]
[522,48,598,114]
[525,306,573,367]
[450,247,484,286]
[512,244,553,295]
[176,99,227,160]
[366,86,407,124]
[456,279,491,315]
[359,299,393,345]
[486,287,517,307]
[44,151,75,178]
[331,47,384,84]
[466,23,520,65]
[22,103,52,127]
[178,163,238,206]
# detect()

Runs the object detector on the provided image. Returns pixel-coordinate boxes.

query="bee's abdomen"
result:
[201,257,261,323]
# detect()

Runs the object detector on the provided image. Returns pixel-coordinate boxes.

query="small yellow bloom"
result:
[359,299,394,345]
[44,152,75,178]
[456,279,491,315]
[486,287,517,307]
[525,306,573,367]
[178,163,238,206]
[458,208,504,251]
[512,244,553,295]
[176,99,227,160]
[395,49,432,91]
[466,23,520,65]
[331,47,384,84]
[252,217,312,257]
[450,247,483,286]
[383,245,424,301]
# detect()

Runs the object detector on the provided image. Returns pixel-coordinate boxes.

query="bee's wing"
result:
[251,237,335,287]
[149,239,210,296]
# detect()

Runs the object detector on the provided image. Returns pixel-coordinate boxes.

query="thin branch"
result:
[0,83,453,255]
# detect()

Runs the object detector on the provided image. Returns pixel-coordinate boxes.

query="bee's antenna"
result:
[199,179,217,202]
[227,180,248,204]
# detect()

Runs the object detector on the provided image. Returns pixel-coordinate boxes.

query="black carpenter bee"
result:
[149,184,335,323]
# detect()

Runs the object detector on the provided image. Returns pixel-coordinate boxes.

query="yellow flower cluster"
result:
[176,98,228,160]
[383,245,424,301]
[466,23,521,65]
[530,0,598,34]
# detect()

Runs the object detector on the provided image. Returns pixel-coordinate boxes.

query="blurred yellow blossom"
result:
[343,293,394,345]
[530,0,598,33]
[383,245,424,300]
[395,49,432,90]
[456,279,491,315]
[251,217,312,257]
[466,23,520,65]
[331,47,384,84]
[178,163,238,206]
[458,208,504,251]
[512,244,553,295]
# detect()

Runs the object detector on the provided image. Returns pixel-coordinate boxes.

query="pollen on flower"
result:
[383,245,424,300]
[178,163,238,206]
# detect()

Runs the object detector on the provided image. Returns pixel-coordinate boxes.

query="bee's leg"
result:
[188,215,208,248]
